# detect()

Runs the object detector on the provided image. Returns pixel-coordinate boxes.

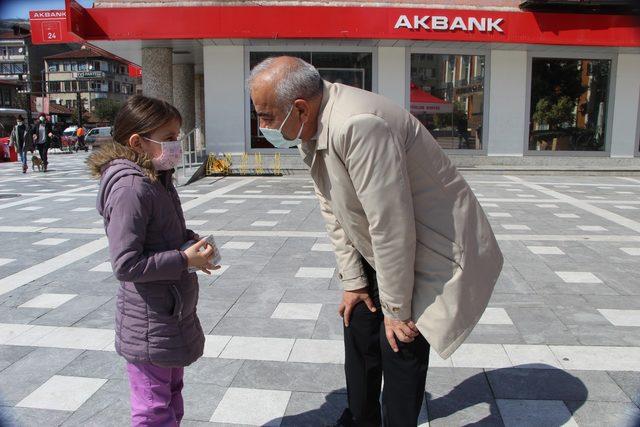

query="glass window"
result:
[0,63,11,74]
[48,62,58,72]
[49,81,60,92]
[78,62,88,71]
[410,53,485,150]
[529,58,611,152]
[248,51,373,149]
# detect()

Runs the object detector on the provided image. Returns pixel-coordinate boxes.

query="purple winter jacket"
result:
[95,157,204,367]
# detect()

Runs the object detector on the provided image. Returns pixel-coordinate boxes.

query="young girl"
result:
[88,95,215,426]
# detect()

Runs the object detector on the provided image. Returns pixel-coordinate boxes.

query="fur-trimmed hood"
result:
[87,142,156,182]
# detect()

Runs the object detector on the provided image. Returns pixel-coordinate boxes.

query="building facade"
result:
[44,45,141,117]
[35,0,640,167]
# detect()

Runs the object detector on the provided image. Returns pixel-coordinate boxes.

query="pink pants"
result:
[126,362,184,427]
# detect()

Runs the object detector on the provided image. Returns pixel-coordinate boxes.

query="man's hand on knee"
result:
[338,288,376,327]
[383,317,420,352]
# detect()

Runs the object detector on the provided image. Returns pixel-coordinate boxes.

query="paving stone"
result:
[486,368,630,402]
[232,360,346,393]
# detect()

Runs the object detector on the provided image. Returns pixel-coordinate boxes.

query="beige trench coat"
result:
[299,81,503,359]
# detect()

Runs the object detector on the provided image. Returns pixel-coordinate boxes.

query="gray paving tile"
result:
[311,304,343,340]
[182,383,227,422]
[567,325,640,346]
[231,361,345,393]
[465,324,524,344]
[30,295,111,327]
[58,350,126,380]
[212,317,316,339]
[506,308,579,345]
[183,359,244,387]
[565,401,640,427]
[607,371,640,407]
[426,368,503,426]
[584,295,640,310]
[60,379,130,427]
[0,347,83,405]
[486,368,630,402]
[0,345,36,373]
[0,406,71,426]
[281,391,347,426]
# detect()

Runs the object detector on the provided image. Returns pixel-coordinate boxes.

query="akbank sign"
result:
[394,15,504,33]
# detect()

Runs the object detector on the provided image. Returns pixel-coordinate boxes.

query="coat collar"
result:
[314,80,335,151]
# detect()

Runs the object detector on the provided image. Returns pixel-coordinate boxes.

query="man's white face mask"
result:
[259,105,304,149]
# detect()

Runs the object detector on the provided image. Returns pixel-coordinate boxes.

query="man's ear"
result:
[294,99,310,124]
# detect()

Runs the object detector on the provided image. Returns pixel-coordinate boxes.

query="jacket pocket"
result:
[170,285,184,321]
[415,220,464,270]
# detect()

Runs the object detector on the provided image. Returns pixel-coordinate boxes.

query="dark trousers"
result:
[36,143,49,166]
[344,259,430,427]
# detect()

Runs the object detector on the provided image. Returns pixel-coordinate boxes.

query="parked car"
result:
[86,126,113,150]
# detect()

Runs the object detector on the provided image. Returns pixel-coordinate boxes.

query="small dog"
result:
[31,155,44,172]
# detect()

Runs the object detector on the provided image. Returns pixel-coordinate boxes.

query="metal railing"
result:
[179,127,206,177]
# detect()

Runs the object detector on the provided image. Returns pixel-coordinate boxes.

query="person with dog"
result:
[249,56,503,426]
[31,113,53,172]
[9,115,31,173]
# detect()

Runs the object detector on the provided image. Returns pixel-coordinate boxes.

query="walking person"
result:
[31,113,53,172]
[76,125,87,152]
[249,56,503,426]
[9,115,30,173]
[88,95,219,426]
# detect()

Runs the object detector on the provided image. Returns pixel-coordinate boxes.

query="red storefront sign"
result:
[28,10,83,44]
[58,0,640,47]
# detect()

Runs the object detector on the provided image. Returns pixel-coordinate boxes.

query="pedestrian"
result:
[87,95,218,426]
[76,125,87,152]
[31,113,53,172]
[249,56,503,426]
[9,115,31,173]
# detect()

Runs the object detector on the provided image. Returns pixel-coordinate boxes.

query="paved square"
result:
[16,375,107,411]
[210,387,291,425]
[18,293,77,309]
[0,154,639,425]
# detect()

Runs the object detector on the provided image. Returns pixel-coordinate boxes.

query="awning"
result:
[410,83,453,115]
[27,1,640,47]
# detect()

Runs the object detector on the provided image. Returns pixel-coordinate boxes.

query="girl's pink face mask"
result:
[144,137,183,171]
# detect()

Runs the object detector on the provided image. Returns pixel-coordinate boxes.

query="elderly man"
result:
[249,56,503,427]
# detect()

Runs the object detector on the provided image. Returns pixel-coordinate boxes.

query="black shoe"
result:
[334,409,355,427]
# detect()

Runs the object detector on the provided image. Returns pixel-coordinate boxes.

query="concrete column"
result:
[203,45,245,154]
[378,46,407,108]
[194,73,205,151]
[173,63,195,133]
[486,49,528,156]
[141,47,173,103]
[610,53,640,158]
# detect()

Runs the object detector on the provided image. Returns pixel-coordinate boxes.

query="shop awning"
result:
[27,1,640,47]
[410,83,453,115]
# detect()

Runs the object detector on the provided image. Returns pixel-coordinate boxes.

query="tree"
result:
[532,96,575,130]
[94,98,122,124]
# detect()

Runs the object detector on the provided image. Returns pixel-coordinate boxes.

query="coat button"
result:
[338,273,343,279]
[392,307,399,312]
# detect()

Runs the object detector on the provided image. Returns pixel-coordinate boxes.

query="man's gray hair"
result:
[248,56,323,110]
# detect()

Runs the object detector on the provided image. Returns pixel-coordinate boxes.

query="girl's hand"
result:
[183,238,214,270]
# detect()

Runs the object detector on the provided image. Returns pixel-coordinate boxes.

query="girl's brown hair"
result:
[87,95,182,180]
[112,94,182,146]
